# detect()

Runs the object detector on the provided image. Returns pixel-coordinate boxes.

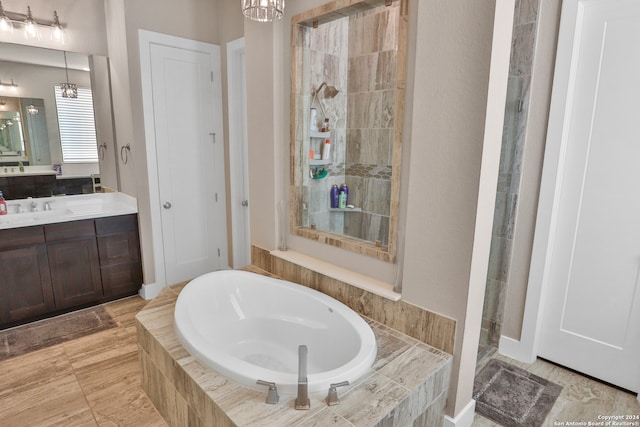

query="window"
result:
[54,85,98,163]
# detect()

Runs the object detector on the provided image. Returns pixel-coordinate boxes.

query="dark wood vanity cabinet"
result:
[0,227,55,324]
[45,220,103,309]
[96,215,143,298]
[0,214,143,329]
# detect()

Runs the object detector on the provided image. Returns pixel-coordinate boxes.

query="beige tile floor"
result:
[0,296,167,427]
[1,295,638,426]
[473,350,640,426]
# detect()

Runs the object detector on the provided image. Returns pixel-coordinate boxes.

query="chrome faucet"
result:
[295,345,310,410]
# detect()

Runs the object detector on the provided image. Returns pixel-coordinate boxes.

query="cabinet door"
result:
[0,245,54,324]
[48,238,103,309]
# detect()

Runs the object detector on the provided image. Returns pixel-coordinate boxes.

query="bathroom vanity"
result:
[0,192,141,329]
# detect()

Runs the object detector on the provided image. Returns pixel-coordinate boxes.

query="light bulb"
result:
[23,6,41,40]
[50,11,64,43]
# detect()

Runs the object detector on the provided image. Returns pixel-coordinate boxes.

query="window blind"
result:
[54,85,98,163]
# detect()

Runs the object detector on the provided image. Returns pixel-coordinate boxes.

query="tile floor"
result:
[0,296,167,426]
[1,296,638,426]
[473,350,640,426]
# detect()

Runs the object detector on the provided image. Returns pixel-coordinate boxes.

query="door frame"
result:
[227,37,251,268]
[139,29,226,290]
[515,0,640,397]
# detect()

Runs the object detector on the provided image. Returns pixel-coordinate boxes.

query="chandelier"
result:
[242,0,284,22]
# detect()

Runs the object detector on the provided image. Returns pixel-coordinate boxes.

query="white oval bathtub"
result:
[174,270,377,395]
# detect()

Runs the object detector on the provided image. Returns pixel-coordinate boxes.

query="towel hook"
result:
[120,143,131,165]
[98,142,107,160]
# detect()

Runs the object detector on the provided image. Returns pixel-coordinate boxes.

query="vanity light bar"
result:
[0,3,66,43]
[0,80,18,92]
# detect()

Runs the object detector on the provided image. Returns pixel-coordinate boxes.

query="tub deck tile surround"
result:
[136,280,452,427]
[251,245,456,354]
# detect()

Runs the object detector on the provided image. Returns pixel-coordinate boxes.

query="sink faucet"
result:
[295,345,310,410]
[30,200,38,212]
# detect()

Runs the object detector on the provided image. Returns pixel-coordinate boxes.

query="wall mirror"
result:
[0,42,115,198]
[290,0,408,262]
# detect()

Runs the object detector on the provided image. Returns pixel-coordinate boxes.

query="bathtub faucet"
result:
[295,345,310,410]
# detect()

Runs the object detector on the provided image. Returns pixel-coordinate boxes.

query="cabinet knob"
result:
[163,202,172,209]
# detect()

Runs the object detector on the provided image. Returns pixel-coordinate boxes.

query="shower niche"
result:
[290,0,408,262]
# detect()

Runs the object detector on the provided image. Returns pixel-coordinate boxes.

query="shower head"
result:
[313,82,340,99]
[323,85,339,98]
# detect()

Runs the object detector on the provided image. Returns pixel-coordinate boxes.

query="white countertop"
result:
[0,192,138,230]
[0,166,58,177]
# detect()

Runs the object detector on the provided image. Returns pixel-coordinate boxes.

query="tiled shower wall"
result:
[480,0,539,357]
[304,17,349,234]
[298,4,399,245]
[344,4,398,246]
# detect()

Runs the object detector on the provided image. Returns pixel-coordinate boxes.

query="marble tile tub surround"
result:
[252,245,456,355]
[136,283,452,427]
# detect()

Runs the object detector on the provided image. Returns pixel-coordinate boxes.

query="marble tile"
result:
[510,22,537,77]
[63,325,138,371]
[331,374,408,426]
[0,370,97,427]
[378,344,449,392]
[474,354,640,427]
[517,0,538,25]
[103,295,148,328]
[295,407,355,426]
[0,344,73,399]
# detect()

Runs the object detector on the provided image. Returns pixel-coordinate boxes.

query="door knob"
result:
[163,202,172,209]
[241,200,249,207]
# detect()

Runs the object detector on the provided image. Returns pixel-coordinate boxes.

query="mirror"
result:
[0,43,107,183]
[0,107,25,156]
[0,97,49,164]
[290,0,408,262]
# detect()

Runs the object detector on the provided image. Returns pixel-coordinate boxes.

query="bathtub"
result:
[174,270,377,395]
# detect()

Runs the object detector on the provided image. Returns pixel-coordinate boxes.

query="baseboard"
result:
[139,282,163,300]
[498,335,536,363]
[443,399,475,427]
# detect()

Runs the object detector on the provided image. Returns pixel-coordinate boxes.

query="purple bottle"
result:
[330,185,339,208]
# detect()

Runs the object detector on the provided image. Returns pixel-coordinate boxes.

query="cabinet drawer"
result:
[45,220,95,241]
[95,214,138,235]
[97,232,140,266]
[0,226,45,251]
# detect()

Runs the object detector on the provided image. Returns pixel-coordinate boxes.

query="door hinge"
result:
[215,192,218,202]
[211,71,214,82]
[218,248,221,257]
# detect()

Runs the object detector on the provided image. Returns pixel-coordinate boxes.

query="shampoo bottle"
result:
[339,184,348,208]
[322,139,331,160]
[0,191,7,215]
[339,184,348,209]
[330,185,339,208]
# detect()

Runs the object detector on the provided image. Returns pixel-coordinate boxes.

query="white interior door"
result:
[141,31,228,286]
[537,0,640,392]
[227,38,251,268]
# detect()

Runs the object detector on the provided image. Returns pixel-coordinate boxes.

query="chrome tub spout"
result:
[295,345,310,410]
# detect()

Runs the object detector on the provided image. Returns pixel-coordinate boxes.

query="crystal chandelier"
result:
[242,0,284,22]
